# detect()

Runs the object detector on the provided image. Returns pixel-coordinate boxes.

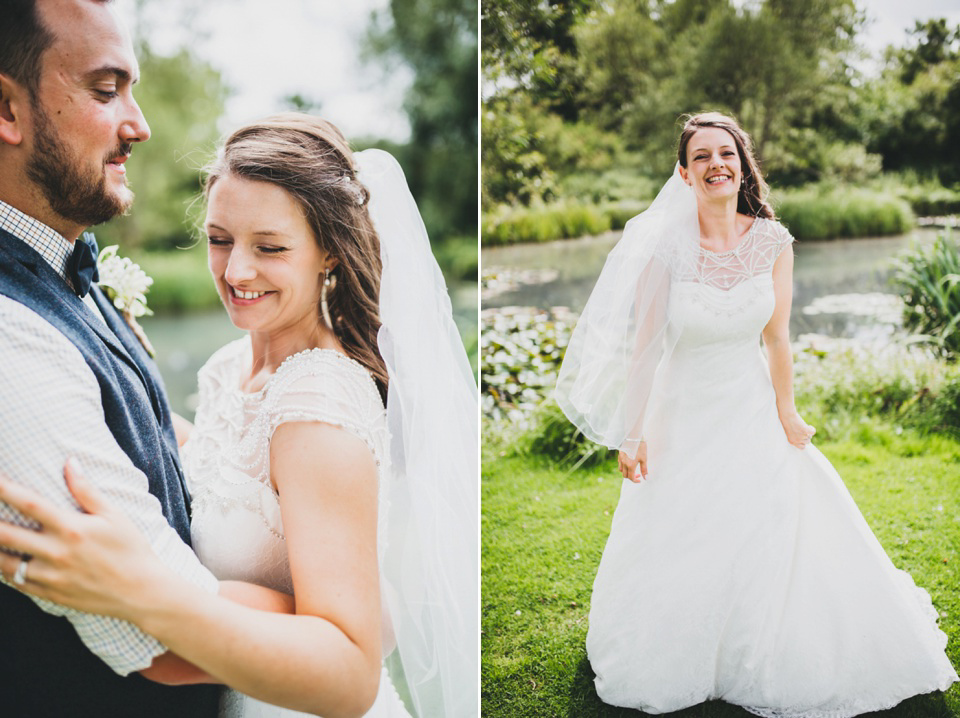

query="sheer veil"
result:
[355,149,478,718]
[555,165,699,456]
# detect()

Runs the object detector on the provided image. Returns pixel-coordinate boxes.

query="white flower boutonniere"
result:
[96,244,157,358]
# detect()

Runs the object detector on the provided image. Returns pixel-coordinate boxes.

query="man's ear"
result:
[0,73,27,146]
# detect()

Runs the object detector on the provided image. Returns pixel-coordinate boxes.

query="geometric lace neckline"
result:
[698,215,759,256]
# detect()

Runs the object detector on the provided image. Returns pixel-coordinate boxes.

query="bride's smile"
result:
[205,174,335,353]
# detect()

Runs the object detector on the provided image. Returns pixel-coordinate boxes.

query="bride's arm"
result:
[0,423,383,718]
[762,248,815,449]
[139,581,297,685]
[170,412,194,447]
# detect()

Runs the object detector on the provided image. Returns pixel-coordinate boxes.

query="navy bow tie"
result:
[68,232,100,298]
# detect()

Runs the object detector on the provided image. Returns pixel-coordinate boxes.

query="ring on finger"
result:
[12,557,29,586]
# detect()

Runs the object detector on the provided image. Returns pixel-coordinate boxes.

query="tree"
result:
[368,0,478,244]
[863,19,960,181]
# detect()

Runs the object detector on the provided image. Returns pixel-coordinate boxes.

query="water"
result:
[481,228,943,341]
[141,279,478,420]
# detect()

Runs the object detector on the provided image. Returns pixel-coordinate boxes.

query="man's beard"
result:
[26,102,134,228]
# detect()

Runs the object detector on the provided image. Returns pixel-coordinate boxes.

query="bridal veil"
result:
[555,166,699,456]
[356,150,478,718]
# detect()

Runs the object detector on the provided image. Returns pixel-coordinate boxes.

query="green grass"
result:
[482,421,960,717]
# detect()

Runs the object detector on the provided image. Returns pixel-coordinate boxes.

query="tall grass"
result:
[775,186,914,240]
[483,186,917,246]
[893,233,960,360]
[482,202,614,246]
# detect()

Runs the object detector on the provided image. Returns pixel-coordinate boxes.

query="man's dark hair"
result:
[0,0,55,97]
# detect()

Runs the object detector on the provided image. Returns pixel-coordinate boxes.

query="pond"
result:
[142,280,478,419]
[481,227,943,343]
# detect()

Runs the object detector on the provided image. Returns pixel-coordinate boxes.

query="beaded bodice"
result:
[181,336,389,594]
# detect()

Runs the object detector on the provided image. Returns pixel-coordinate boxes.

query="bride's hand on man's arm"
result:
[618,441,648,482]
[779,409,815,450]
[0,460,296,683]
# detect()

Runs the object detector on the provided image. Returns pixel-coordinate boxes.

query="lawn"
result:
[481,422,960,717]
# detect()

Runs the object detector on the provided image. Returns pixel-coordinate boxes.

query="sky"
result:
[857,0,960,61]
[116,0,414,142]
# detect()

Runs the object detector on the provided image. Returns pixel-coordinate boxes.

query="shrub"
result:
[133,246,221,314]
[896,184,960,217]
[516,399,612,468]
[893,232,960,359]
[928,375,960,437]
[481,202,612,246]
[775,186,914,240]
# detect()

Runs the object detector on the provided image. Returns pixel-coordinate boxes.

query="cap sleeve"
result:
[262,350,389,469]
[774,220,795,256]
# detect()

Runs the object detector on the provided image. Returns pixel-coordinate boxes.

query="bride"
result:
[556,112,957,716]
[0,114,477,718]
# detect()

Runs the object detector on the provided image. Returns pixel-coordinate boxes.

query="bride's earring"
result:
[321,268,337,330]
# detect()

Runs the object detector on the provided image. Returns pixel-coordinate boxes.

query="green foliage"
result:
[482,201,612,245]
[132,245,221,314]
[894,183,960,217]
[893,233,960,359]
[861,20,960,183]
[433,235,480,282]
[481,308,576,422]
[792,345,960,439]
[511,399,611,469]
[765,129,884,187]
[775,186,914,240]
[95,47,227,252]
[368,0,478,245]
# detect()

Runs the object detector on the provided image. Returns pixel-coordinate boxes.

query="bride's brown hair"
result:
[677,112,775,220]
[203,113,388,402]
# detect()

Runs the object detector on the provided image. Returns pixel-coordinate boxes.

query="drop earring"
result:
[321,268,337,330]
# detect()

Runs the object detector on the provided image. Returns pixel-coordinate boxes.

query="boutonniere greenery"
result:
[96,244,157,358]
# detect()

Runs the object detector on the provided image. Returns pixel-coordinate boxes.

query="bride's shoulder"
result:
[263,349,389,463]
[266,348,385,419]
[751,216,795,251]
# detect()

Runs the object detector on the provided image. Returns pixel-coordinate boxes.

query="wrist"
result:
[776,403,798,418]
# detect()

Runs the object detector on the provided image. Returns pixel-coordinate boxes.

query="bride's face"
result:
[680,127,742,205]
[205,174,330,338]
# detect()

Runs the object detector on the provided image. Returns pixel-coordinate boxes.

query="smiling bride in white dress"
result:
[556,112,957,716]
[0,114,477,718]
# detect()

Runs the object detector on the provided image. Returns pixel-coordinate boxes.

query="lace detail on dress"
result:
[695,218,793,291]
[182,337,390,550]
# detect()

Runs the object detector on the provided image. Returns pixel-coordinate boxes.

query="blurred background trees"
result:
[98,0,478,279]
[482,0,960,218]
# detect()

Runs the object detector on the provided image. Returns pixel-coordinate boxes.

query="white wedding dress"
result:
[587,218,958,716]
[181,336,413,718]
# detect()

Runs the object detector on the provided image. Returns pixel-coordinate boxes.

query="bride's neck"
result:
[697,197,742,247]
[244,325,337,391]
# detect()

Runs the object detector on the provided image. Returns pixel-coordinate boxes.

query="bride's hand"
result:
[618,442,648,482]
[0,459,165,623]
[779,410,816,449]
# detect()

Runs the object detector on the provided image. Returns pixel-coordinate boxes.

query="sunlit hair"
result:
[203,113,388,402]
[677,112,774,220]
